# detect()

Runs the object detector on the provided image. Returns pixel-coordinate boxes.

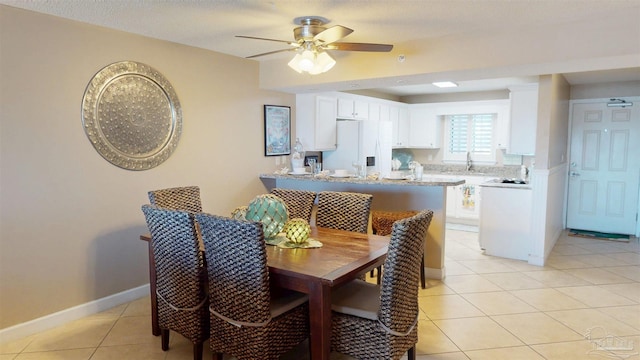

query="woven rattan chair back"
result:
[379,210,433,333]
[330,210,433,360]
[148,186,202,213]
[195,213,309,360]
[371,210,420,236]
[270,188,317,222]
[316,191,373,233]
[141,205,209,360]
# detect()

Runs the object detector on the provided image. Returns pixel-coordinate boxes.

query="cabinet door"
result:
[337,98,355,119]
[337,98,368,120]
[368,102,381,122]
[446,185,457,218]
[391,106,409,148]
[314,96,338,150]
[496,112,510,149]
[409,105,441,148]
[353,100,369,120]
[456,183,480,219]
[508,84,538,155]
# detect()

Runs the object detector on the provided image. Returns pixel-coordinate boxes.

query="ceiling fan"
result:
[236,16,393,74]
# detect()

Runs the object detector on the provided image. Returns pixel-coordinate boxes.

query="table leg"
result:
[147,240,160,336]
[308,282,332,360]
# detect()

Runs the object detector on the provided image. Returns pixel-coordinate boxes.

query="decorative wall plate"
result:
[82,61,182,170]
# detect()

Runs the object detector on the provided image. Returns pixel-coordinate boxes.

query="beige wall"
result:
[535,75,571,170]
[0,6,294,329]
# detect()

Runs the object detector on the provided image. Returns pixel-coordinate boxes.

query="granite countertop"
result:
[260,173,464,187]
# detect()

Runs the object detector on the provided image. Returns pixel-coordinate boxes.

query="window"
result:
[444,113,496,163]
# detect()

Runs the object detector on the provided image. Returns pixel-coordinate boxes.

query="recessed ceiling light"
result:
[432,81,458,88]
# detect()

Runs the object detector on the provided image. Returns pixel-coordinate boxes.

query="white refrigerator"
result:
[322,120,392,177]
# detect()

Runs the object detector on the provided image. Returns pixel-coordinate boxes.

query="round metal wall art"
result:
[82,61,182,170]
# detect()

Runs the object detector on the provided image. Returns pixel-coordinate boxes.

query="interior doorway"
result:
[566,99,640,236]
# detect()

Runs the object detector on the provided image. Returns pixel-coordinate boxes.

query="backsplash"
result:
[421,164,521,178]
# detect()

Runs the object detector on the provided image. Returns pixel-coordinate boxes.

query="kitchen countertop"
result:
[260,173,465,187]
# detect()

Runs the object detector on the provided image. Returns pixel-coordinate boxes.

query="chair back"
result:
[371,210,420,236]
[270,188,317,222]
[148,186,202,213]
[378,210,433,333]
[195,213,272,325]
[316,191,373,233]
[141,205,208,343]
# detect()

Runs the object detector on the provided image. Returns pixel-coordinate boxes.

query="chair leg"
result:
[420,257,426,289]
[376,265,382,285]
[408,345,416,360]
[193,342,203,360]
[161,329,169,351]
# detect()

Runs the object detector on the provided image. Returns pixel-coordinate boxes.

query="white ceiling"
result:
[2,0,639,95]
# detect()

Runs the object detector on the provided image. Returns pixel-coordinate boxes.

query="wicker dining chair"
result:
[330,210,434,360]
[371,210,427,289]
[195,213,310,360]
[148,186,202,213]
[270,188,317,222]
[315,191,373,233]
[141,205,209,360]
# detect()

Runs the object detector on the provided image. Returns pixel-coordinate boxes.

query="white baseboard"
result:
[0,284,149,344]
[424,266,445,280]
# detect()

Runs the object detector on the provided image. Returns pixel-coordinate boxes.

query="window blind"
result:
[445,113,496,161]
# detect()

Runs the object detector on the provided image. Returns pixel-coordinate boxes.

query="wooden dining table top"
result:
[265,227,389,287]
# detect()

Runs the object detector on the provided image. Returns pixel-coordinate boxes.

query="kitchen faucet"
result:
[466,152,472,171]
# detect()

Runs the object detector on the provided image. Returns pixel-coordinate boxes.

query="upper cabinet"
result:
[390,106,409,148]
[295,94,338,151]
[337,97,369,120]
[508,84,538,155]
[408,105,442,148]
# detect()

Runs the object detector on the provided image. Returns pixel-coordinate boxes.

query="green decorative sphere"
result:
[284,218,311,244]
[245,194,289,239]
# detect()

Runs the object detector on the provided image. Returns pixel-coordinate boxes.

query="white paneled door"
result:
[567,101,640,235]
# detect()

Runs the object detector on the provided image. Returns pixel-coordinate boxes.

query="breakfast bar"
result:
[260,174,464,279]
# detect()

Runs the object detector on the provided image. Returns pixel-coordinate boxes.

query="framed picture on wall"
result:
[264,105,291,156]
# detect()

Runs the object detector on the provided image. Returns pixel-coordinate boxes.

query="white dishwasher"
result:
[479,179,532,261]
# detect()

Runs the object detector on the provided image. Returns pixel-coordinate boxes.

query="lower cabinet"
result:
[444,175,498,225]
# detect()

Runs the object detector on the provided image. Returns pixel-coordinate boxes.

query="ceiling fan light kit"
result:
[288,49,336,74]
[238,16,392,75]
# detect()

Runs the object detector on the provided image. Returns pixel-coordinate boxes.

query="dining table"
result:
[139,226,390,360]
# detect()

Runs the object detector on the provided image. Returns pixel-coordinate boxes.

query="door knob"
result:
[570,172,580,177]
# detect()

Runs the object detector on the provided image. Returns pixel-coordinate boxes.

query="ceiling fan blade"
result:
[245,48,297,59]
[324,42,393,52]
[313,25,353,44]
[236,35,297,46]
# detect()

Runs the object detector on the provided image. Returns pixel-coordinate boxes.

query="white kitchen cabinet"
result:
[295,94,337,151]
[508,84,538,155]
[444,175,498,225]
[337,97,368,120]
[391,106,409,148]
[479,184,532,260]
[408,105,442,148]
[496,103,510,149]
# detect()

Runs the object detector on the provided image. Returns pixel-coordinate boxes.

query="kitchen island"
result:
[260,174,464,279]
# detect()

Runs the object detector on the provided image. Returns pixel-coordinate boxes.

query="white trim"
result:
[0,284,149,344]
[424,266,445,280]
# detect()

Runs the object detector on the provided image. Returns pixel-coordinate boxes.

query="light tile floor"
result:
[1,228,638,360]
